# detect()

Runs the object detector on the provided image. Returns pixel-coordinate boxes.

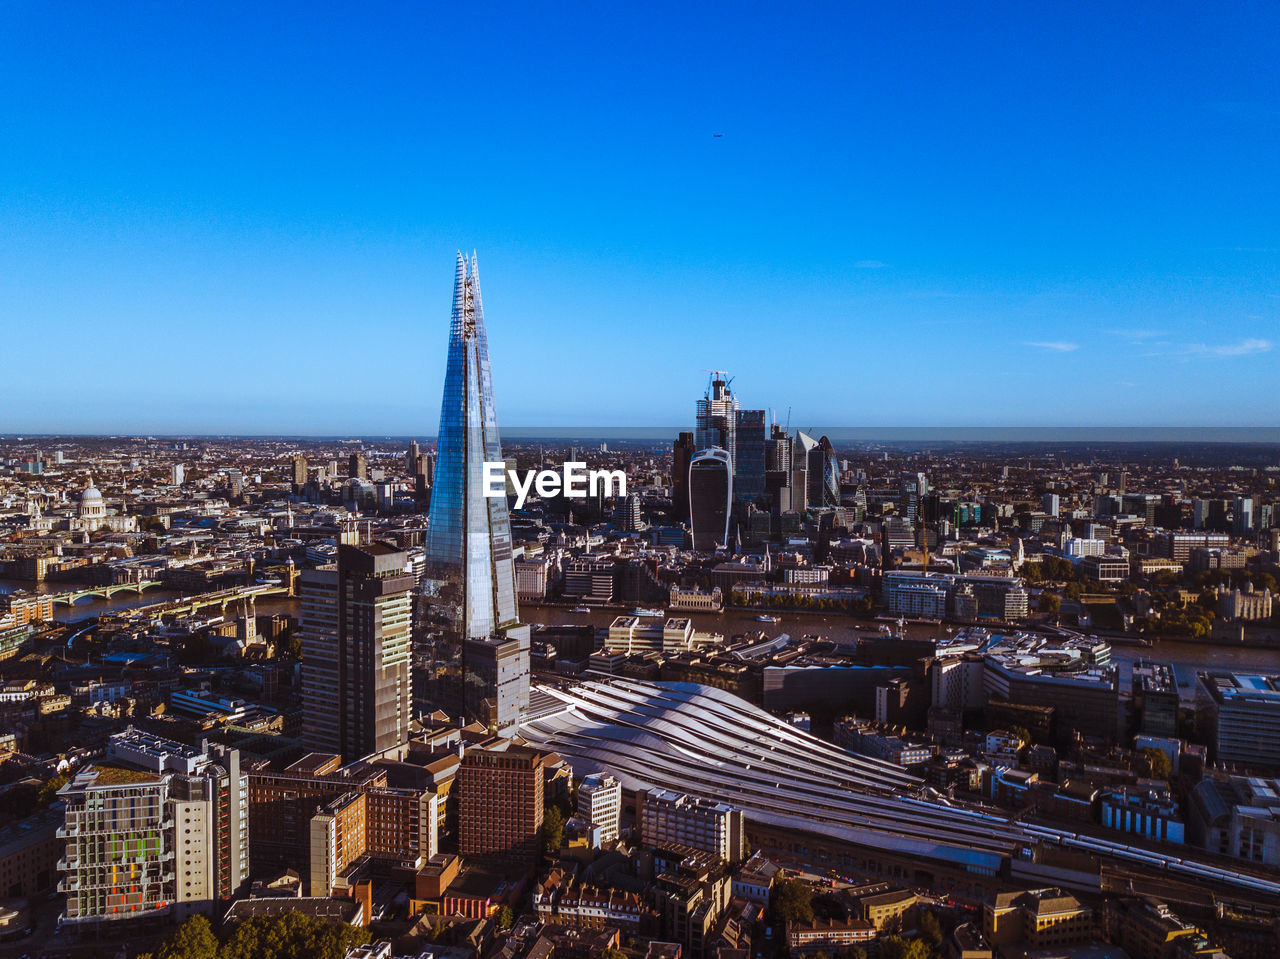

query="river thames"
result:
[5,580,1276,690]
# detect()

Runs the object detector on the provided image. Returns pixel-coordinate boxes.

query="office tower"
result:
[696,372,739,471]
[613,493,643,532]
[734,409,768,504]
[637,788,745,863]
[406,440,420,475]
[792,432,818,513]
[815,435,840,508]
[414,451,435,500]
[348,452,367,480]
[764,425,793,513]
[458,745,545,865]
[226,468,243,499]
[290,453,307,489]
[171,464,184,485]
[765,424,792,473]
[422,253,529,732]
[1234,496,1254,536]
[689,448,732,551]
[899,471,928,524]
[671,432,695,524]
[300,543,414,761]
[577,772,622,846]
[57,729,248,926]
[1043,492,1060,517]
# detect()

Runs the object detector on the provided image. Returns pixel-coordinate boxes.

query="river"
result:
[6,580,1275,686]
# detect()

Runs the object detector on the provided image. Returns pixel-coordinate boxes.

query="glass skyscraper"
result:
[421,252,528,733]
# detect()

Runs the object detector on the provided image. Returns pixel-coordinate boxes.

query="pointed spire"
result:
[469,250,484,332]
[451,251,467,336]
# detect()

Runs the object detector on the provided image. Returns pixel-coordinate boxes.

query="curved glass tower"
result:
[689,447,732,551]
[422,252,527,732]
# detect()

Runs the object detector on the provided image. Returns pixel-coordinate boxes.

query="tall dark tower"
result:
[690,447,733,551]
[671,432,695,524]
[300,543,414,761]
[421,252,528,733]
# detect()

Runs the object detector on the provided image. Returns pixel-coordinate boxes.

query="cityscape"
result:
[3,5,1279,959]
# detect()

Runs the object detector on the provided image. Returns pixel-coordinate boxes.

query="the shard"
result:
[421,252,528,732]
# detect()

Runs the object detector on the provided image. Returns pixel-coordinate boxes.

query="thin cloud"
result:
[1203,338,1273,357]
[1144,338,1273,359]
[1109,328,1167,340]
[854,259,886,269]
[1025,341,1079,353]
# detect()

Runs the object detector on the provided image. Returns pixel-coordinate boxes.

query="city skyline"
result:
[3,4,1278,433]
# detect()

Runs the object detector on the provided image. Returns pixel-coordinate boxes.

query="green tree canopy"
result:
[154,915,218,959]
[542,805,565,856]
[1140,747,1173,780]
[771,878,815,924]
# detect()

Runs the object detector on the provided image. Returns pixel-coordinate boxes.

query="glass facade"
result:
[421,252,525,730]
[690,448,732,551]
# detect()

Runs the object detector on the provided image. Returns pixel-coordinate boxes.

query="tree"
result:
[542,805,565,856]
[601,950,627,959]
[154,915,217,959]
[36,773,68,808]
[1037,593,1060,614]
[495,906,515,931]
[879,937,933,959]
[771,878,815,924]
[834,948,868,959]
[918,909,943,949]
[1140,747,1172,780]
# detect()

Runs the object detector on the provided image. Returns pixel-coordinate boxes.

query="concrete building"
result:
[637,789,745,863]
[458,746,545,866]
[57,729,248,927]
[576,772,622,847]
[982,888,1093,952]
[300,543,414,761]
[1198,672,1280,767]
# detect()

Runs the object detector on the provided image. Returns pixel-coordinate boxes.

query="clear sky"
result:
[2,2,1277,434]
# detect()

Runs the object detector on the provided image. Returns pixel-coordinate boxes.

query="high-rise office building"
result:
[348,452,367,480]
[764,425,793,514]
[734,409,768,505]
[689,448,732,551]
[896,471,928,525]
[815,435,840,509]
[58,729,248,926]
[791,432,817,514]
[458,745,545,865]
[300,543,414,761]
[406,440,420,475]
[414,451,435,500]
[671,432,695,524]
[422,253,529,732]
[615,493,644,531]
[290,454,307,489]
[1234,496,1254,536]
[696,373,739,468]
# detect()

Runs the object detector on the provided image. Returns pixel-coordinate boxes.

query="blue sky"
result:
[2,2,1277,434]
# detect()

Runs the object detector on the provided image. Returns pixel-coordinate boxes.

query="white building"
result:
[577,772,622,846]
[638,788,745,863]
